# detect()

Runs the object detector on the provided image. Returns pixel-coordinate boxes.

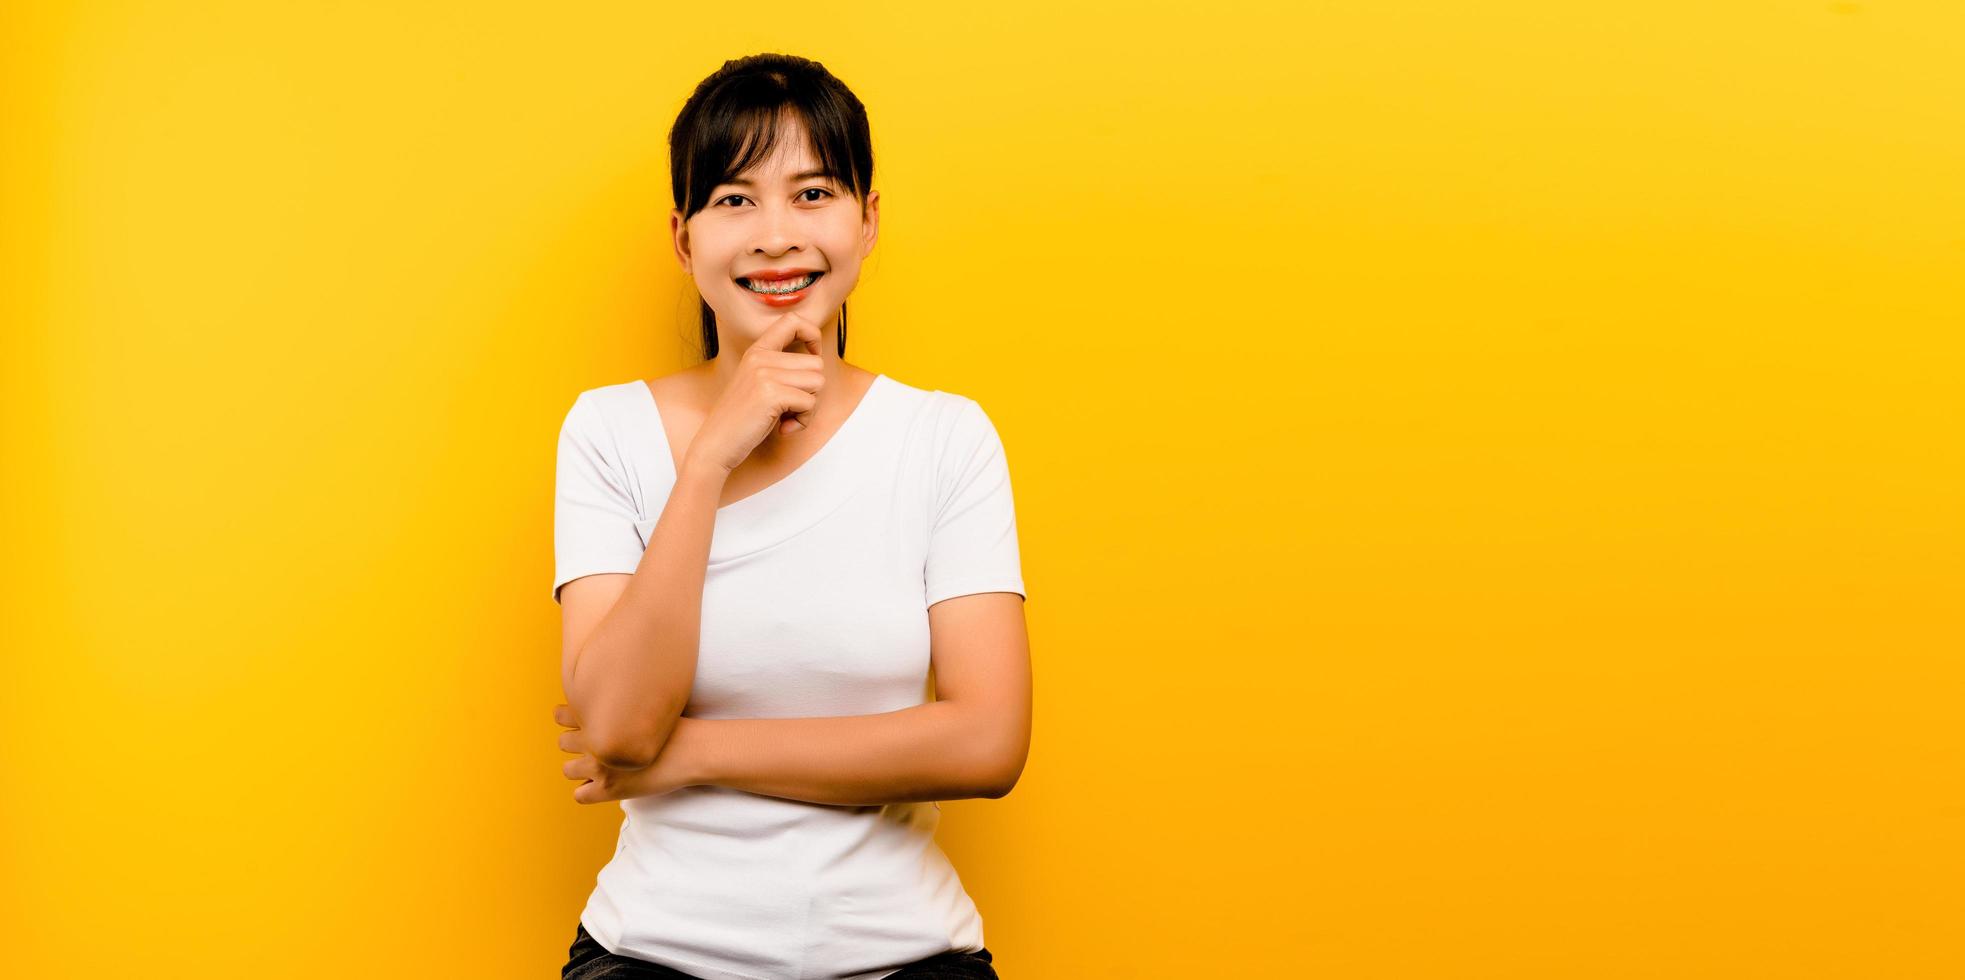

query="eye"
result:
[712,188,831,208]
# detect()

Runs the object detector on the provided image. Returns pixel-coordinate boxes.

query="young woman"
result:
[550,53,1030,980]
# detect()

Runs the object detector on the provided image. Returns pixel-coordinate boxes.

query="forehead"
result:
[729,116,823,179]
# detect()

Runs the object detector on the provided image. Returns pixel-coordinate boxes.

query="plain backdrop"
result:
[2,1,1960,977]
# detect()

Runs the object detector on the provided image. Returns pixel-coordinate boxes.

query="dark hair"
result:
[669,53,874,361]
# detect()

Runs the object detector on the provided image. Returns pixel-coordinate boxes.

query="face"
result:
[671,114,879,353]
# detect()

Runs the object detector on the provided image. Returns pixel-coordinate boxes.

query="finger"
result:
[792,311,823,355]
[775,374,822,434]
[574,781,595,805]
[554,704,577,728]
[558,730,585,753]
[765,307,824,356]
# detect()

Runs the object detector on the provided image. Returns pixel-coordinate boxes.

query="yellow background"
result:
[3,1,1960,976]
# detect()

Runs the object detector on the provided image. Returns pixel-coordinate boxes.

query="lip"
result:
[738,270,823,307]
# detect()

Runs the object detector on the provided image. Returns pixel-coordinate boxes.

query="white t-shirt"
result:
[551,371,1026,980]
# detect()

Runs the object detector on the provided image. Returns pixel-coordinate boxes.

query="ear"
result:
[861,189,880,257]
[671,208,692,274]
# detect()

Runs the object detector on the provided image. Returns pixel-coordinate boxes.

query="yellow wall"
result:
[3,1,1959,976]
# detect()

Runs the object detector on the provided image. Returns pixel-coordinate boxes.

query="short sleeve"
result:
[924,397,1027,607]
[553,392,645,604]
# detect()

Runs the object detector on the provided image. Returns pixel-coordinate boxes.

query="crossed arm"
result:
[561,700,1013,806]
[558,591,1032,807]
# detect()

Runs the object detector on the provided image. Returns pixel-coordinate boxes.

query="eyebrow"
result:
[720,169,837,187]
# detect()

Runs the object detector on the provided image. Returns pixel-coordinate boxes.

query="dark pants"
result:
[562,922,1000,979]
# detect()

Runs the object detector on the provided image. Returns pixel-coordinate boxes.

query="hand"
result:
[554,703,695,805]
[684,308,828,475]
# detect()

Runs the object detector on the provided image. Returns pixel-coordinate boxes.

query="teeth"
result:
[743,273,818,294]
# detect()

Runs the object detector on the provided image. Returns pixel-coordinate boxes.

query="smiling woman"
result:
[552,52,1025,980]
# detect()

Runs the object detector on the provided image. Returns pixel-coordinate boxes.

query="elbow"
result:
[594,742,660,772]
[978,756,1026,800]
[576,692,688,773]
[964,715,1029,799]
[586,714,682,773]
[590,725,672,772]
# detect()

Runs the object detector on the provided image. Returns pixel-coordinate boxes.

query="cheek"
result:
[822,238,862,276]
[820,267,858,294]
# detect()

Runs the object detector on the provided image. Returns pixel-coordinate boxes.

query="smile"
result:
[739,272,822,294]
[736,271,824,307]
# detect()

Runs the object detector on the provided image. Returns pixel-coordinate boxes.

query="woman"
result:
[551,53,1029,980]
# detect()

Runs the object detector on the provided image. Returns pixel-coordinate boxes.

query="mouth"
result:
[735,271,825,306]
[737,271,824,293]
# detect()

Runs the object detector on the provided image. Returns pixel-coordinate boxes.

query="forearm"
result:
[567,458,727,770]
[665,702,1008,806]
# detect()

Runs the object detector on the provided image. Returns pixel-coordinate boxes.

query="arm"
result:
[675,590,1031,805]
[574,589,1031,806]
[662,701,1014,805]
[565,457,728,771]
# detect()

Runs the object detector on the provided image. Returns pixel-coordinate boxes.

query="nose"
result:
[751,199,806,257]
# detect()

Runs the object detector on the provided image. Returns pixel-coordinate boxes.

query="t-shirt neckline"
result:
[633,373,892,563]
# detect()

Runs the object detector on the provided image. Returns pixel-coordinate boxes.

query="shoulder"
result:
[560,375,664,438]
[875,372,992,435]
[929,389,1000,448]
[643,365,711,411]
[876,377,1009,493]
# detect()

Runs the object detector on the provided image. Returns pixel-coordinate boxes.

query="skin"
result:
[554,112,1032,807]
